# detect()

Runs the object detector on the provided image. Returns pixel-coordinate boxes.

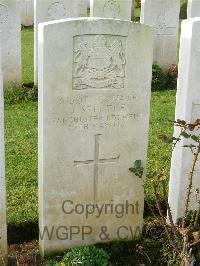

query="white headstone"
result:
[34,0,88,85]
[140,0,180,72]
[0,35,7,263]
[169,18,200,222]
[21,0,34,26]
[90,0,133,20]
[187,0,200,18]
[0,0,21,86]
[38,18,153,256]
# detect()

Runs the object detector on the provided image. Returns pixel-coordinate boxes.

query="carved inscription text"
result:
[51,94,138,131]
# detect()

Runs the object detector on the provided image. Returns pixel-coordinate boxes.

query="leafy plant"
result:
[135,0,141,8]
[61,246,109,266]
[130,118,200,265]
[4,83,37,105]
[129,160,144,178]
[46,259,60,266]
[180,0,188,20]
[151,64,168,92]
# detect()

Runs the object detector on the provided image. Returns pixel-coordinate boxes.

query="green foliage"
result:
[152,64,178,91]
[158,134,176,144]
[129,160,144,178]
[46,259,60,266]
[180,1,188,20]
[135,0,141,8]
[4,84,37,105]
[151,64,168,92]
[62,246,110,266]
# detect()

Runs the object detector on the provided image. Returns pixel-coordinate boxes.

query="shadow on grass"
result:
[8,221,38,244]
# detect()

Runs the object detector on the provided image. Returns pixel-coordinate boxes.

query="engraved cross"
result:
[74,134,120,202]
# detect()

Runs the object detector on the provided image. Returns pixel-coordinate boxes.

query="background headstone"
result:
[90,0,133,20]
[0,0,21,86]
[34,0,88,85]
[187,0,200,18]
[169,18,200,222]
[140,0,180,72]
[0,35,7,263]
[38,18,152,255]
[21,0,34,26]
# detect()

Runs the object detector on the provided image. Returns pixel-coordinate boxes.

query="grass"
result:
[5,101,38,225]
[6,29,176,228]
[146,90,176,200]
[21,27,34,84]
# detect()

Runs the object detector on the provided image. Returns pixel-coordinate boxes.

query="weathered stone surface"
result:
[140,0,180,71]
[34,0,87,84]
[21,0,34,26]
[169,18,200,222]
[187,0,200,18]
[38,18,152,256]
[0,35,7,263]
[90,0,133,20]
[0,0,21,86]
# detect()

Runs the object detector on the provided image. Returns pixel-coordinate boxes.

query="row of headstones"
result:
[0,0,89,86]
[0,0,191,87]
[0,0,199,260]
[21,0,90,26]
[21,0,200,27]
[2,0,200,87]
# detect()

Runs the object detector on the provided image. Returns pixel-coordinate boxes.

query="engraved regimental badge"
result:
[103,0,121,18]
[73,35,126,90]
[0,4,8,24]
[48,2,66,20]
